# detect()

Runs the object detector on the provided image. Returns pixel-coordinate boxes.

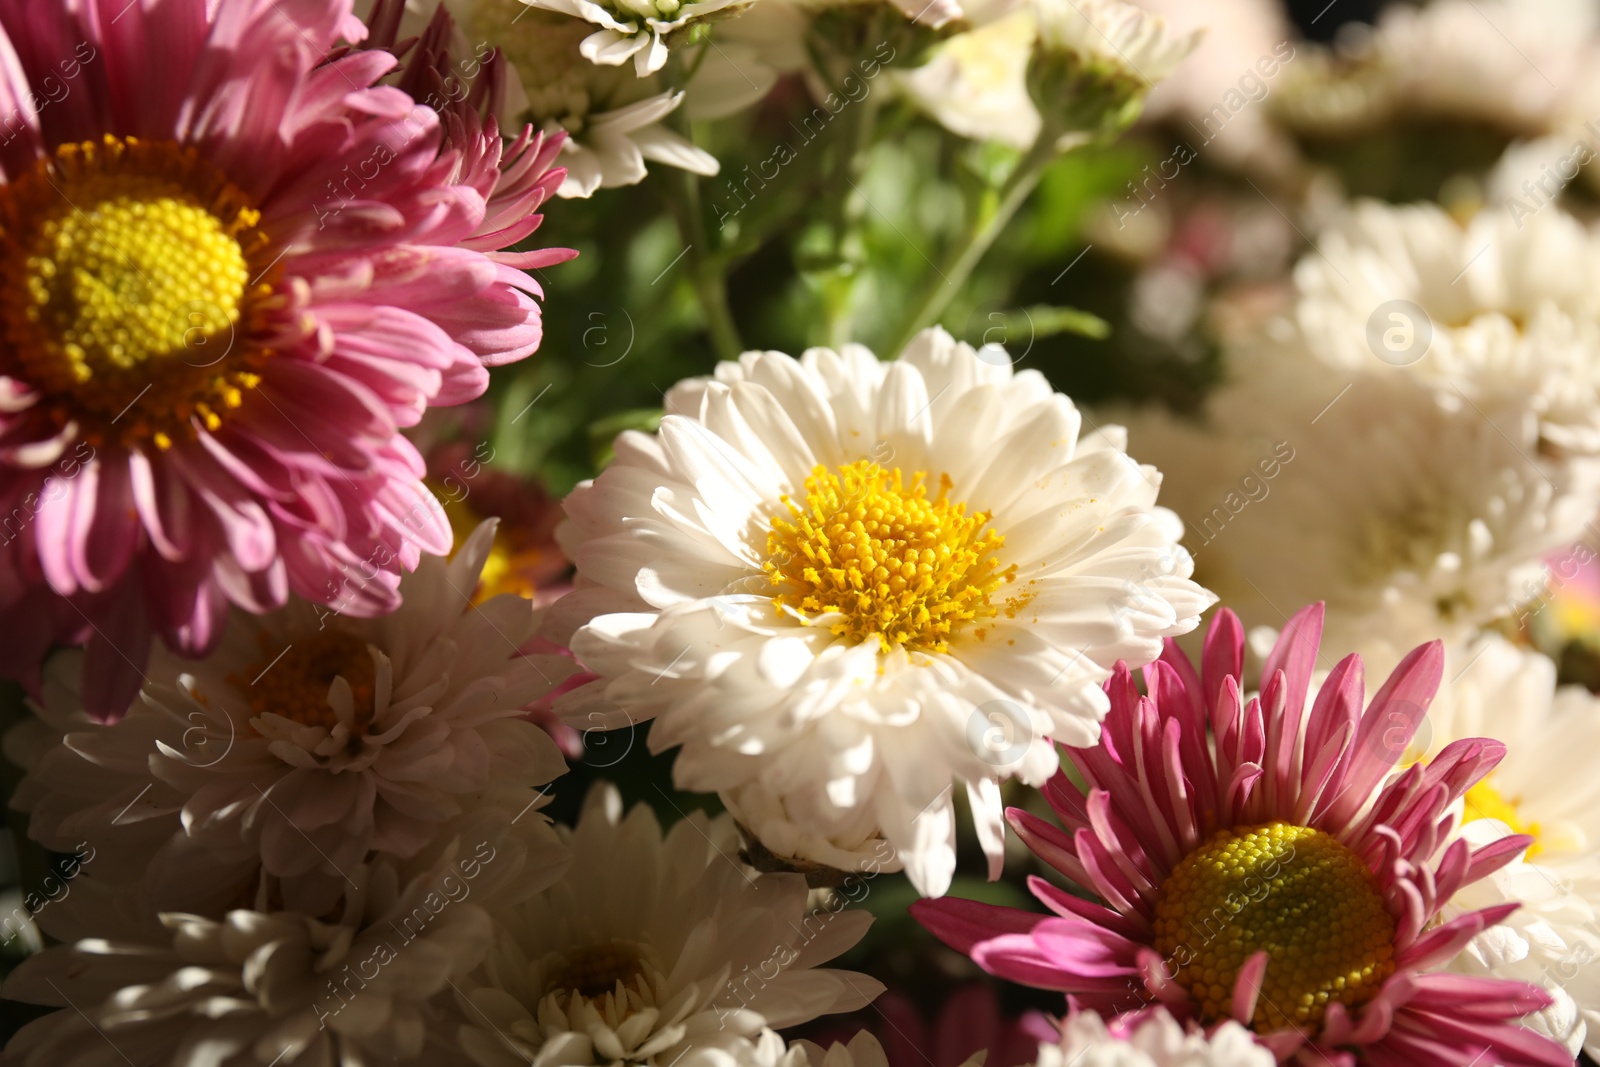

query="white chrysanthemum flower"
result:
[1031,0,1202,89]
[548,328,1214,895]
[453,785,883,1067]
[725,1028,965,1067]
[446,0,719,196]
[1431,634,1600,1059]
[515,0,747,76]
[1031,1010,1275,1067]
[1201,360,1598,671]
[8,520,573,919]
[897,9,1041,149]
[1288,199,1600,456]
[801,1030,983,1067]
[1,826,527,1067]
[1375,0,1593,134]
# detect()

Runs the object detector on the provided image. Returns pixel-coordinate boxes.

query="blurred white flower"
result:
[2,827,531,1067]
[1378,0,1595,135]
[453,784,882,1067]
[1203,367,1598,673]
[1032,1009,1275,1067]
[547,328,1213,895]
[8,521,573,920]
[898,9,1041,149]
[1289,199,1600,457]
[1031,0,1202,89]
[1132,0,1297,172]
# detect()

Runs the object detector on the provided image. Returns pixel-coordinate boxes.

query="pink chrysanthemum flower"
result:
[0,0,572,718]
[913,603,1571,1066]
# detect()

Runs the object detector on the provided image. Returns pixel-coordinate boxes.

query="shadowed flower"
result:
[452,783,883,1066]
[0,0,572,720]
[913,603,1570,1066]
[8,521,573,921]
[2,816,549,1067]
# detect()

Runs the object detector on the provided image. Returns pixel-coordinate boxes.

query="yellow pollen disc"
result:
[544,940,648,1001]
[0,135,279,449]
[1152,821,1397,1033]
[763,460,1018,654]
[1462,777,1542,858]
[235,631,377,733]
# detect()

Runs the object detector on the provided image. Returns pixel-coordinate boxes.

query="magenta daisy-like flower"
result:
[0,0,571,718]
[913,603,1571,1066]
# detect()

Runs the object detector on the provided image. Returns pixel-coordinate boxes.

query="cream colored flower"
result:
[453,785,882,1066]
[9,521,572,919]
[449,0,719,196]
[1289,199,1600,457]
[1,824,533,1067]
[898,10,1041,149]
[1031,0,1202,89]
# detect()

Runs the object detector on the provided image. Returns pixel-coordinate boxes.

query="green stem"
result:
[815,15,886,348]
[883,133,1061,356]
[678,168,744,360]
[659,50,744,361]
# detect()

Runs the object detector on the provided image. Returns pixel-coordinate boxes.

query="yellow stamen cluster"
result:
[763,460,1016,654]
[0,135,279,449]
[1152,821,1397,1033]
[1462,778,1542,858]
[238,631,377,733]
[543,940,648,1001]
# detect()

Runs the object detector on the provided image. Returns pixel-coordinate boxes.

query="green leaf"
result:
[1019,303,1111,339]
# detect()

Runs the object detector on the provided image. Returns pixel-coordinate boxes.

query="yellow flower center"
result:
[1152,821,1397,1033]
[0,135,279,449]
[763,460,1018,654]
[543,939,649,1001]
[237,631,377,733]
[1462,777,1542,858]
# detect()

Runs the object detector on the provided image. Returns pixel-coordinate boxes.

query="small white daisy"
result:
[1031,1010,1275,1067]
[1031,0,1202,90]
[447,0,720,196]
[9,520,574,919]
[897,10,1042,149]
[452,784,883,1067]
[1432,634,1600,1060]
[514,0,748,76]
[1,824,529,1067]
[548,328,1214,895]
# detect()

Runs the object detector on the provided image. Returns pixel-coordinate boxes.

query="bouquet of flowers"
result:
[0,0,1598,1064]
